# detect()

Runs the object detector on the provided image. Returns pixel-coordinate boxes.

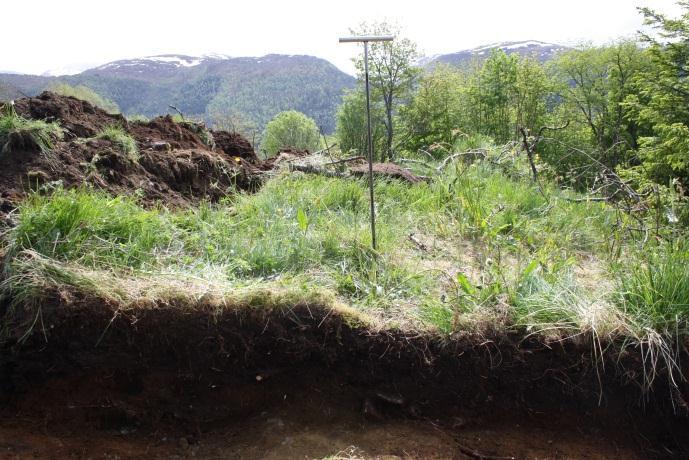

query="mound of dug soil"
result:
[1,92,266,215]
[14,91,126,139]
[211,129,261,164]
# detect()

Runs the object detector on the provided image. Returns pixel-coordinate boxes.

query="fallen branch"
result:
[289,164,346,178]
[408,233,428,251]
[324,155,365,166]
[437,150,486,171]
[564,196,609,203]
[168,105,184,120]
[397,158,436,170]
[418,149,435,161]
[396,150,486,176]
[311,143,338,157]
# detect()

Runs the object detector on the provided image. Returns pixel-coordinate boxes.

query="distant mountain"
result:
[0,54,356,132]
[0,81,24,100]
[41,62,99,77]
[424,40,571,67]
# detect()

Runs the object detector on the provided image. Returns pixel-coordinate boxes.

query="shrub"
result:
[260,110,320,156]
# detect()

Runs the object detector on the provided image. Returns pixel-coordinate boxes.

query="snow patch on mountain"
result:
[423,40,570,68]
[145,55,202,66]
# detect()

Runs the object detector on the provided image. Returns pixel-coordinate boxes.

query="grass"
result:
[0,102,63,154]
[616,242,689,335]
[93,126,139,161]
[0,155,623,329]
[1,145,687,390]
[180,120,215,148]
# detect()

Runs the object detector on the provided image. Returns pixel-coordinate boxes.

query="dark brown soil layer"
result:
[1,92,265,216]
[1,298,688,459]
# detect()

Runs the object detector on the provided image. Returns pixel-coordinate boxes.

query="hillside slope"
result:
[423,40,570,67]
[0,54,355,132]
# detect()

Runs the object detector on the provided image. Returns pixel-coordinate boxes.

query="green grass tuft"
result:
[0,102,63,154]
[617,242,689,335]
[94,126,139,161]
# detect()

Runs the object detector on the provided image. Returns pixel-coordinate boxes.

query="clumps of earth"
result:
[0,92,268,216]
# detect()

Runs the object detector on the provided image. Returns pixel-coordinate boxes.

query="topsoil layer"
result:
[1,92,266,218]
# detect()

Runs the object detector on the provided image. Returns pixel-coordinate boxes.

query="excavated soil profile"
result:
[2,93,689,459]
[1,298,688,459]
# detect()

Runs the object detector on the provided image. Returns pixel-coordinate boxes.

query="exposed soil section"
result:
[1,93,266,217]
[1,297,688,459]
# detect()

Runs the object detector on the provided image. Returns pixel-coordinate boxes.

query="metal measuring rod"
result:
[338,35,394,251]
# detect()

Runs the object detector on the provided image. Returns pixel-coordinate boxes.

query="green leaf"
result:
[296,208,309,233]
[522,259,540,279]
[456,272,476,295]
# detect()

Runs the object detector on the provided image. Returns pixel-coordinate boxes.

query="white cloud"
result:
[2,0,684,75]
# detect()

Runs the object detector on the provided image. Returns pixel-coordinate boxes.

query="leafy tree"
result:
[625,3,689,185]
[46,82,120,114]
[472,50,519,143]
[457,51,551,146]
[336,87,386,157]
[550,42,648,167]
[398,64,464,154]
[552,46,609,148]
[350,21,420,161]
[207,104,258,143]
[260,110,320,156]
[513,57,552,136]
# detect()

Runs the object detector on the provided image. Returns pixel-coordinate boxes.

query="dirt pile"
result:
[212,129,261,164]
[14,91,126,138]
[1,92,265,214]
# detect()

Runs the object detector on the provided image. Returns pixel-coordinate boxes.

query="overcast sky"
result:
[2,0,684,75]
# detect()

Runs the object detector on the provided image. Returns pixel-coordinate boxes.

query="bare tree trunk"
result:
[381,92,393,162]
[385,108,393,162]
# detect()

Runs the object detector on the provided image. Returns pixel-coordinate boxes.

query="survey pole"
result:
[338,35,394,251]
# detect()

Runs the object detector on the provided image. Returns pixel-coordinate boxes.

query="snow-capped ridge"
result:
[472,40,561,53]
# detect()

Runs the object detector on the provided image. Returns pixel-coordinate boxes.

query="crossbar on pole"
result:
[339,35,394,43]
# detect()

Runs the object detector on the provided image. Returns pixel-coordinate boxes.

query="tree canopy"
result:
[260,110,321,156]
